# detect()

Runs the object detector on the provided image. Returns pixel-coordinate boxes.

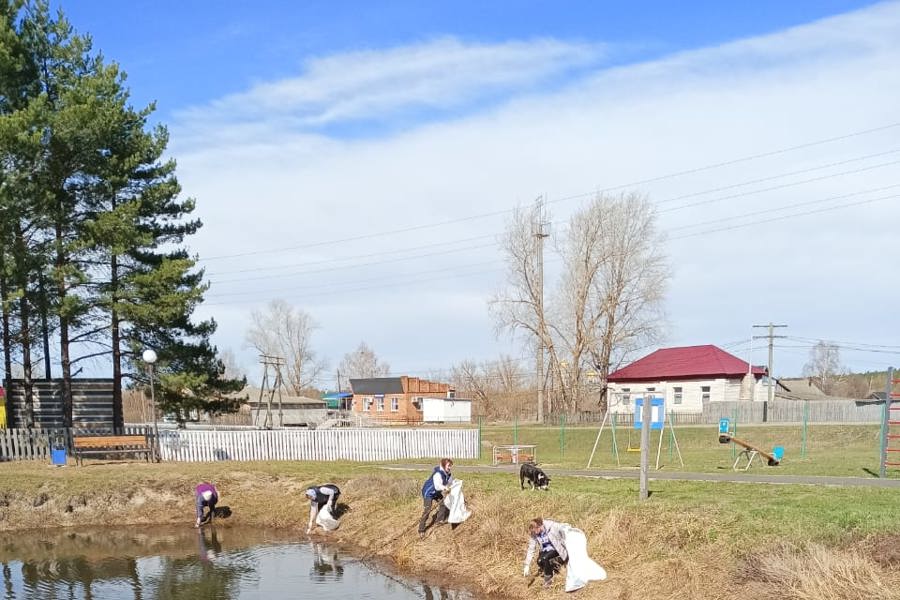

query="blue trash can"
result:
[50,434,67,466]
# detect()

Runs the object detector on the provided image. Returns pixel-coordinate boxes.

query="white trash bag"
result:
[316,504,340,531]
[562,526,607,592]
[443,480,471,524]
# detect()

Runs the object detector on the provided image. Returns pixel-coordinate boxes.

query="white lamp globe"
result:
[142,349,158,364]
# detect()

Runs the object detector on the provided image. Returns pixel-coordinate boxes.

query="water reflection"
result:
[0,526,471,599]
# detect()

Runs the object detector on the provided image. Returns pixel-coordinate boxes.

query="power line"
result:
[204,184,900,305]
[205,165,900,286]
[656,148,900,206]
[206,258,504,299]
[197,121,900,263]
[658,158,900,214]
[206,232,499,279]
[202,263,506,306]
[670,192,900,241]
[208,241,499,285]
[783,336,900,350]
[667,183,900,232]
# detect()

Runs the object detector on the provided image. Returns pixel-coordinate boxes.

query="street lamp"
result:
[143,349,160,463]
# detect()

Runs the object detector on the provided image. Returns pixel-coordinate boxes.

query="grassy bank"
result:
[1,460,899,599]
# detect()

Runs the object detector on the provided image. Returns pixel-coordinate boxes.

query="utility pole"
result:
[256,354,286,429]
[533,195,549,423]
[752,323,787,420]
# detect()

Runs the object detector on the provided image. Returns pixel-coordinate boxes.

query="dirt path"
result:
[383,463,900,487]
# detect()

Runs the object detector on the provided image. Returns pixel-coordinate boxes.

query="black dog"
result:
[519,462,550,490]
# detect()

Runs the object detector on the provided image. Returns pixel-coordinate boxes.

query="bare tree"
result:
[450,355,530,418]
[802,341,845,395]
[491,192,668,414]
[245,300,326,395]
[582,193,667,408]
[338,341,390,390]
[219,349,246,381]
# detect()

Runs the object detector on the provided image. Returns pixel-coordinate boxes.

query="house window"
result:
[364,398,373,411]
[646,387,656,393]
[376,397,385,412]
[701,386,711,403]
[391,397,399,412]
[673,387,683,405]
[412,397,423,410]
[621,388,631,406]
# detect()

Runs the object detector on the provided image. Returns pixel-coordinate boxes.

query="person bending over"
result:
[195,482,218,528]
[306,483,341,534]
[523,517,569,588]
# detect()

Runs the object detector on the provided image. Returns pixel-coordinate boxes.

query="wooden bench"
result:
[73,435,152,466]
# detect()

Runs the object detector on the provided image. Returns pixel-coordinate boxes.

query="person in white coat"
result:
[523,516,607,591]
[523,517,568,588]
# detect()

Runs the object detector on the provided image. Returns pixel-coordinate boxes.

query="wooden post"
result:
[640,395,651,501]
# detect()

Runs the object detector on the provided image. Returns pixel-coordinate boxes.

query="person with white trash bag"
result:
[306,484,341,533]
[523,517,607,591]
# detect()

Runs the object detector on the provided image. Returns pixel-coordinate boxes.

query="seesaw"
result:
[717,419,784,471]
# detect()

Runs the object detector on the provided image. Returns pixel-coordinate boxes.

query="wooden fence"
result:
[0,426,150,461]
[157,428,478,462]
[0,426,478,462]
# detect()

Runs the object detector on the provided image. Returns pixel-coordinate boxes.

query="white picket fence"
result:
[158,428,479,462]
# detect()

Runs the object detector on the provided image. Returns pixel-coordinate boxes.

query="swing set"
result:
[586,394,684,469]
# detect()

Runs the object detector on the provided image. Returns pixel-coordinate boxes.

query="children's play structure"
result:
[718,418,784,470]
[587,395,683,469]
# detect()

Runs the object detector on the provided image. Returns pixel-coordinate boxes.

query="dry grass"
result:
[1,461,899,599]
[735,543,900,600]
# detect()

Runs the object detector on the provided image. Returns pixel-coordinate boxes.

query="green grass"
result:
[473,423,888,477]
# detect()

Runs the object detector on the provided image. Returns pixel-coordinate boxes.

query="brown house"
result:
[349,376,453,423]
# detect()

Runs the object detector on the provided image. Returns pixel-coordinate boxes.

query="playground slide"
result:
[718,433,781,466]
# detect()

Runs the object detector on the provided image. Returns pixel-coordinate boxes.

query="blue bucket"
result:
[51,447,67,466]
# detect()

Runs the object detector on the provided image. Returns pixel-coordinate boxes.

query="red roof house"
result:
[606,345,768,413]
[608,345,766,383]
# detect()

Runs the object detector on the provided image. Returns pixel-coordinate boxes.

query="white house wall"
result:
[422,398,472,423]
[607,378,764,414]
[422,398,445,421]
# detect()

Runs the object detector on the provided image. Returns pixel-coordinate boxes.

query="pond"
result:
[0,526,472,599]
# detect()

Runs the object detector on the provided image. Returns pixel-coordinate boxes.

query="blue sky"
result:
[60,1,877,126]
[48,1,900,385]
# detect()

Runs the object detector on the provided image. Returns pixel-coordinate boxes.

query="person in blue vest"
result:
[306,484,341,534]
[418,458,453,538]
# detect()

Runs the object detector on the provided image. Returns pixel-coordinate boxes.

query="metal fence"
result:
[539,399,885,425]
[0,426,478,462]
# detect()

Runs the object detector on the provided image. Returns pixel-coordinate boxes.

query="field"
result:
[475,423,888,477]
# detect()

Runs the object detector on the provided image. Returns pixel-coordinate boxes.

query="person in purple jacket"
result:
[195,482,219,527]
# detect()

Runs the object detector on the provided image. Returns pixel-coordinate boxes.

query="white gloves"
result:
[523,566,530,577]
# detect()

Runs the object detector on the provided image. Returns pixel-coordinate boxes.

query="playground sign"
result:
[634,397,664,430]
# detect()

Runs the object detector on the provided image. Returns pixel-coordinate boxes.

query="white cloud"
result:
[177,2,900,381]
[177,37,603,130]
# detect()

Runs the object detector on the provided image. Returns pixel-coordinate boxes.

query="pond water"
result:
[0,526,471,599]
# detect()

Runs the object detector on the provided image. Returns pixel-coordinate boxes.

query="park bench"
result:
[492,444,536,465]
[73,434,152,466]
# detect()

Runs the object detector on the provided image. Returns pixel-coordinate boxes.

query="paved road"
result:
[382,463,900,488]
